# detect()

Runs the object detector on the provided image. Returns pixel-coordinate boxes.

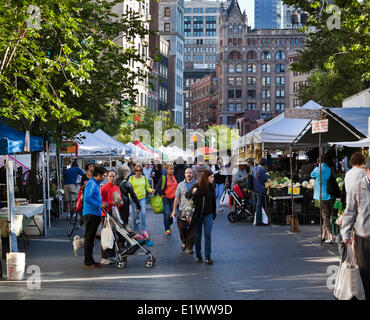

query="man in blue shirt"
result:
[82,166,108,268]
[63,160,84,218]
[252,158,269,226]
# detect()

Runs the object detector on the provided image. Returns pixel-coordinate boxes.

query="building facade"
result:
[158,0,185,127]
[254,0,282,29]
[183,0,223,129]
[288,52,310,109]
[112,0,151,108]
[217,0,305,128]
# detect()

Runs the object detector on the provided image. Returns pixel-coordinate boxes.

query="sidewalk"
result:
[0,206,340,300]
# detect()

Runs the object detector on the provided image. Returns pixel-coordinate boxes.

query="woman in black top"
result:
[185,170,216,264]
[152,164,163,191]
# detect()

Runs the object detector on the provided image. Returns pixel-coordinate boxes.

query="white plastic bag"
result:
[334,245,365,300]
[101,216,114,250]
[253,207,269,225]
[219,190,229,207]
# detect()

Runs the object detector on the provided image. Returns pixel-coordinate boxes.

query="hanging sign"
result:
[288,187,300,195]
[58,141,78,155]
[312,119,329,134]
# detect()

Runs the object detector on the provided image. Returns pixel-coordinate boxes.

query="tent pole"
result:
[290,145,298,232]
[41,151,47,236]
[319,131,323,246]
[6,156,18,252]
[46,141,51,229]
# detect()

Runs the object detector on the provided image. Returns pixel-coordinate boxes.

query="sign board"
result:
[284,108,321,120]
[288,187,300,195]
[58,141,78,155]
[312,119,329,134]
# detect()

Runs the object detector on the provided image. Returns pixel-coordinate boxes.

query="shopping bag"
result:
[253,207,269,225]
[101,217,114,250]
[76,188,83,213]
[334,244,366,300]
[219,190,229,207]
[150,195,164,214]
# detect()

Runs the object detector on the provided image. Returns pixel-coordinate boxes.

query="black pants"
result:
[84,215,101,266]
[177,218,194,250]
[101,216,115,259]
[355,235,370,300]
[119,203,129,225]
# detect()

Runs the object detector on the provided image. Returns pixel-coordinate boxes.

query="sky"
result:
[238,0,254,28]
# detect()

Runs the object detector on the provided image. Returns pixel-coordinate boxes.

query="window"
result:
[262,103,271,112]
[262,76,271,86]
[228,103,234,112]
[164,7,171,17]
[276,77,285,86]
[228,90,235,99]
[262,64,271,73]
[235,90,242,98]
[247,103,256,110]
[235,103,242,112]
[276,103,285,111]
[228,51,242,60]
[228,77,235,86]
[262,90,271,99]
[236,77,242,86]
[276,64,285,73]
[262,51,271,59]
[247,76,256,85]
[247,90,256,99]
[247,51,256,59]
[248,63,256,73]
[275,51,285,59]
[228,64,234,73]
[294,98,300,107]
[276,89,285,98]
[236,64,242,72]
[294,82,298,93]
[164,23,170,32]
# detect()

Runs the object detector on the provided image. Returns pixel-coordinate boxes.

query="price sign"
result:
[312,119,328,134]
[288,187,300,195]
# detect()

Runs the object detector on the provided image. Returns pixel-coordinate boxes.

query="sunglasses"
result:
[135,170,142,172]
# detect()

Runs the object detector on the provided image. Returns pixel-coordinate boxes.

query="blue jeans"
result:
[163,197,174,231]
[253,191,264,224]
[133,198,147,232]
[215,183,225,209]
[194,214,214,259]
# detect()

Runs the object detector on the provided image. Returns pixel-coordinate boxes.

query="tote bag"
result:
[150,195,164,214]
[101,217,114,250]
[219,190,229,207]
[334,244,365,300]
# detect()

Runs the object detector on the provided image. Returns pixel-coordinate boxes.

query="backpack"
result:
[327,173,341,198]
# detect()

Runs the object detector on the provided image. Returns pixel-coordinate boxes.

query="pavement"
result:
[0,205,341,300]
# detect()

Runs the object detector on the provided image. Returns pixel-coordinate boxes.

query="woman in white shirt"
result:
[344,152,366,195]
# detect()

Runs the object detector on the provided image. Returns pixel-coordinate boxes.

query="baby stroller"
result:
[105,207,156,269]
[227,183,254,223]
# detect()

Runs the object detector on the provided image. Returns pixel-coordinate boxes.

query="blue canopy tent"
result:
[0,121,45,256]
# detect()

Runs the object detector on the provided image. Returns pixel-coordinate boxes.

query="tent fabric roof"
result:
[92,130,126,154]
[330,137,370,148]
[74,131,114,155]
[328,107,370,137]
[0,121,43,155]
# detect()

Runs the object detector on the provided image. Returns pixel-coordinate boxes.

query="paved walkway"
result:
[0,206,340,300]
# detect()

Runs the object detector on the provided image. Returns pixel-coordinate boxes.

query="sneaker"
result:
[187,248,194,254]
[165,229,171,236]
[84,263,101,269]
[196,257,203,263]
[205,258,214,265]
[324,239,333,244]
[100,258,113,265]
[181,243,186,251]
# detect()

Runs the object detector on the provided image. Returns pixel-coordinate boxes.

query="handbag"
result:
[333,244,366,300]
[219,190,229,207]
[327,174,341,198]
[150,195,164,214]
[180,199,195,223]
[101,217,114,250]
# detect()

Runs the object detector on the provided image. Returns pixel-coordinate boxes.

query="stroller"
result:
[104,207,156,269]
[227,183,254,223]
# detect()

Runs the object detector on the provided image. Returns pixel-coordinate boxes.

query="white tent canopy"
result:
[92,129,126,155]
[330,137,370,148]
[75,131,114,155]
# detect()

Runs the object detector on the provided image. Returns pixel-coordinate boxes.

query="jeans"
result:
[253,191,265,224]
[194,214,214,259]
[163,197,174,230]
[133,198,147,232]
[215,183,225,209]
[83,215,101,266]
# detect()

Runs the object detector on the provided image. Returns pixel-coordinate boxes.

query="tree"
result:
[283,0,370,106]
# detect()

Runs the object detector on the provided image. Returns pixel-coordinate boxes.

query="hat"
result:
[365,157,370,169]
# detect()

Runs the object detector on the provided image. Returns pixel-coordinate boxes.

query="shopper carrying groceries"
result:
[310,155,335,244]
[82,166,108,268]
[212,157,227,212]
[129,165,152,232]
[185,170,216,265]
[251,158,268,226]
[115,164,141,229]
[171,168,197,253]
[100,170,121,265]
[156,164,178,235]
[341,156,370,300]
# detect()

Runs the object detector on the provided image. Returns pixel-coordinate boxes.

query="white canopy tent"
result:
[92,129,126,155]
[74,131,114,155]
[330,137,370,148]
